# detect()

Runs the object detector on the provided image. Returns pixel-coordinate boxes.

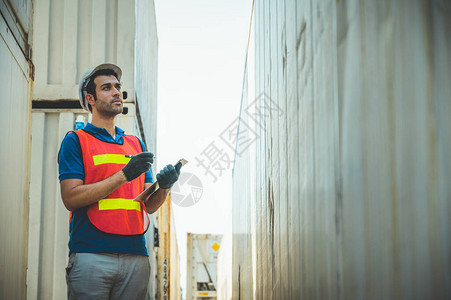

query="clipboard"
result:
[134,158,188,202]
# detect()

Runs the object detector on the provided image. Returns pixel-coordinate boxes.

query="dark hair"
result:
[85,69,119,111]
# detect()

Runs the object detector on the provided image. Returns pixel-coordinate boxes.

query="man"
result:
[58,63,179,299]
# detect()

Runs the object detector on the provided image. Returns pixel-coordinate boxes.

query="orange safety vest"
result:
[74,129,150,235]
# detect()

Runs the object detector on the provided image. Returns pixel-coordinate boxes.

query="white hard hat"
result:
[78,63,122,112]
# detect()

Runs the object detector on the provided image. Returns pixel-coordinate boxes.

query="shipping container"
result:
[0,0,33,298]
[134,1,160,298]
[26,105,139,299]
[32,0,135,101]
[134,0,158,149]
[186,233,222,300]
[154,195,182,300]
[0,0,174,298]
[216,226,232,300]
[0,0,32,55]
[232,0,451,299]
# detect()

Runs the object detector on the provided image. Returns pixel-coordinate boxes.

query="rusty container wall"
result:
[169,204,182,300]
[232,0,451,299]
[155,195,182,300]
[0,0,33,298]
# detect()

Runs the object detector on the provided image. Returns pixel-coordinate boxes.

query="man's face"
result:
[91,75,123,116]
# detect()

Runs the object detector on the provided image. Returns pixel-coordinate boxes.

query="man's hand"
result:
[122,152,154,181]
[157,163,182,189]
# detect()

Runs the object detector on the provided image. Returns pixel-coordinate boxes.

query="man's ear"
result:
[86,93,95,107]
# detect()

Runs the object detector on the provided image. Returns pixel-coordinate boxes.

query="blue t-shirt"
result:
[58,123,152,256]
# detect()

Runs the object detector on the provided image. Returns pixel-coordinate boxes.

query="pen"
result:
[125,154,156,159]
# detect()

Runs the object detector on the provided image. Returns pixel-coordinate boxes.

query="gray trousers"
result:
[66,253,150,300]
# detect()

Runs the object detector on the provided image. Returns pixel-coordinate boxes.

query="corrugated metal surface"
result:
[27,1,165,298]
[0,3,32,299]
[32,0,136,101]
[233,0,451,299]
[216,228,232,300]
[26,108,139,299]
[135,1,160,298]
[231,62,254,300]
[27,111,85,300]
[134,0,158,152]
[155,195,181,300]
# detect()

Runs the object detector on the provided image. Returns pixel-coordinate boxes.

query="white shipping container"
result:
[232,0,451,299]
[0,0,32,55]
[26,106,138,299]
[24,0,164,299]
[32,0,135,101]
[216,230,232,300]
[0,0,33,298]
[186,233,222,300]
[0,0,165,298]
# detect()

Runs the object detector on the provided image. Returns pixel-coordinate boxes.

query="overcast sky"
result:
[154,0,253,296]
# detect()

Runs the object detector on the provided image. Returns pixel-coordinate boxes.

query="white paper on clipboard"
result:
[134,158,188,202]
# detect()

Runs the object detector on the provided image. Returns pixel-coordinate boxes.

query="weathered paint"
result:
[0,0,32,55]
[32,0,136,101]
[25,0,166,298]
[0,1,32,298]
[155,195,182,300]
[232,0,451,299]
